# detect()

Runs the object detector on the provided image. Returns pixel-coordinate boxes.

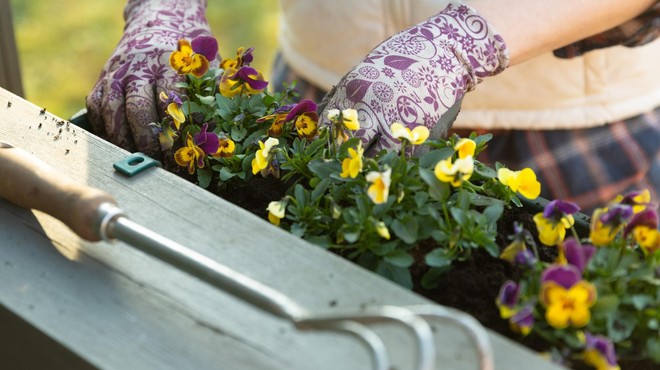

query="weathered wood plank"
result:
[0,87,562,370]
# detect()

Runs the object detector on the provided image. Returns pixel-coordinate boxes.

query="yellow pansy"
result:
[390,122,429,145]
[366,168,392,205]
[267,200,287,226]
[434,156,474,187]
[454,138,476,159]
[251,137,279,175]
[533,212,574,246]
[498,167,541,200]
[340,143,364,179]
[169,39,210,78]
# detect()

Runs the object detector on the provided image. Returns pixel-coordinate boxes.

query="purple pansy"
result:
[543,200,581,220]
[541,264,581,289]
[584,332,619,368]
[193,123,220,155]
[284,99,318,121]
[191,35,218,62]
[230,66,269,91]
[562,238,595,273]
[510,303,535,334]
[624,208,659,236]
[599,203,633,225]
[514,249,537,267]
[497,280,520,309]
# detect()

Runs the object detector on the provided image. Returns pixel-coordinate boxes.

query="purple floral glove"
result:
[321,2,509,154]
[86,0,215,157]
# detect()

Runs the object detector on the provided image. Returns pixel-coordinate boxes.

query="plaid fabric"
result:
[451,109,660,215]
[554,3,660,58]
[270,55,660,215]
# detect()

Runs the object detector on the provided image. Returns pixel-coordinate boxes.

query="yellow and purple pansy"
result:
[533,199,580,246]
[285,100,319,140]
[540,264,597,329]
[557,238,595,273]
[589,204,633,246]
[219,66,269,97]
[159,91,186,130]
[169,36,218,78]
[582,332,620,370]
[624,208,660,255]
[174,132,206,175]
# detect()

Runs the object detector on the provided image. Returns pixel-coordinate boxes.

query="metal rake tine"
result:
[296,305,436,370]
[406,305,494,370]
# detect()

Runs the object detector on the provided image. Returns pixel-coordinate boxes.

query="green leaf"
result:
[231,126,248,142]
[482,203,504,224]
[384,250,414,268]
[419,147,454,168]
[607,314,637,342]
[419,167,449,202]
[425,248,454,268]
[308,159,342,180]
[196,168,212,189]
[311,178,330,201]
[592,294,620,315]
[630,294,655,310]
[218,166,238,182]
[372,241,397,256]
[647,337,660,362]
[215,94,237,121]
[196,94,216,106]
[421,266,451,289]
[450,207,468,226]
[391,217,419,244]
[376,261,413,289]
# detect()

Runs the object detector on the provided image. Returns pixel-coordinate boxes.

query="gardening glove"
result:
[86,0,216,157]
[320,2,509,155]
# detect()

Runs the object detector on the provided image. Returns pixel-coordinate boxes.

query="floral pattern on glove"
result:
[86,0,215,157]
[321,2,509,155]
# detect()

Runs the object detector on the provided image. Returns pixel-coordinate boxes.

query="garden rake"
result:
[0,142,494,370]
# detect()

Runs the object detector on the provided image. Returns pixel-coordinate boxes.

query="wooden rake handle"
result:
[0,143,116,241]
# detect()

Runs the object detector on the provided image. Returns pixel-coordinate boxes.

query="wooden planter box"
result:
[0,87,562,370]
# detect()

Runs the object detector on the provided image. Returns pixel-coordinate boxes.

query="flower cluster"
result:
[497,190,660,369]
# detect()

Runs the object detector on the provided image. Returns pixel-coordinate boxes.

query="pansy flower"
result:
[257,104,295,137]
[282,100,319,140]
[327,108,360,144]
[340,143,364,179]
[219,65,269,97]
[624,208,660,254]
[391,122,429,145]
[540,264,597,329]
[498,167,541,200]
[496,280,521,319]
[500,223,536,267]
[615,189,651,214]
[159,91,185,129]
[557,238,595,273]
[169,36,218,77]
[582,333,620,370]
[434,156,474,187]
[213,137,236,158]
[193,123,220,155]
[174,132,205,174]
[366,168,392,205]
[267,199,287,226]
[251,137,279,175]
[156,124,178,151]
[589,204,633,246]
[454,138,476,159]
[509,304,535,336]
[533,200,580,246]
[220,46,254,70]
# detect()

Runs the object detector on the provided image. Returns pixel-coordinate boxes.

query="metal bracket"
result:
[113,153,160,177]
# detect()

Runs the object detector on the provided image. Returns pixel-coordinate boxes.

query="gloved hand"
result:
[320,2,509,154]
[86,0,216,157]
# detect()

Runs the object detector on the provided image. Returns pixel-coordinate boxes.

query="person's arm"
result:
[471,0,658,65]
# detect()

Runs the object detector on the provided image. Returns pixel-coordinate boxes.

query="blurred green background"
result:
[10,0,280,119]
